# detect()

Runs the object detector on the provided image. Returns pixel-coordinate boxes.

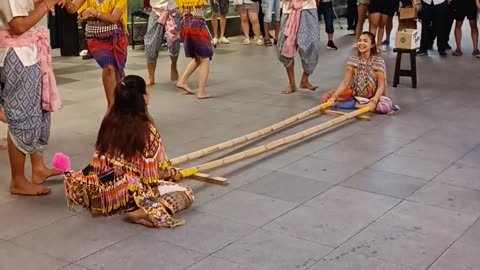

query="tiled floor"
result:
[1,20,480,270]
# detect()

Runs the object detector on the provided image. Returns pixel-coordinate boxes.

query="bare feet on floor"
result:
[282,85,296,94]
[146,77,155,86]
[176,82,194,95]
[126,209,156,228]
[171,67,179,81]
[10,178,51,196]
[300,81,318,91]
[32,166,61,184]
[197,93,211,99]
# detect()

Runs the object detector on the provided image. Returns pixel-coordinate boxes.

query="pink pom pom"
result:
[52,153,71,172]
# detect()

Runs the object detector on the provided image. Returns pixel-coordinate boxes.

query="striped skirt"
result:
[181,14,213,60]
[87,27,128,78]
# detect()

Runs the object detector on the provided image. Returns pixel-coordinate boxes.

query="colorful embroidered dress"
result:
[79,0,128,77]
[321,55,397,114]
[64,125,194,228]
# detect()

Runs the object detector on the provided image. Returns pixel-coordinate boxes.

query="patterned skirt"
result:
[64,167,194,228]
[181,14,213,60]
[0,50,50,155]
[87,27,128,78]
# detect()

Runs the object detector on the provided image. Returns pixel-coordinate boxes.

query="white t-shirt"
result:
[282,0,317,14]
[150,0,177,10]
[0,0,38,67]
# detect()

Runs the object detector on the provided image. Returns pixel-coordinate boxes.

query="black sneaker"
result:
[416,50,428,56]
[446,43,452,50]
[439,50,447,57]
[327,40,338,50]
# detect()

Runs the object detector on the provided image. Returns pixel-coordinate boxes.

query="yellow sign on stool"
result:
[395,29,420,50]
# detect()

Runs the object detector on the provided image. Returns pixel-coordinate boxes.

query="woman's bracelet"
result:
[370,98,378,104]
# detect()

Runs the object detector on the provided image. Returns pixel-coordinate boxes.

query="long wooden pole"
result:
[171,101,333,166]
[180,106,371,177]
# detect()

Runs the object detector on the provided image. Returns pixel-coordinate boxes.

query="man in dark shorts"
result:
[452,0,479,57]
[211,0,230,45]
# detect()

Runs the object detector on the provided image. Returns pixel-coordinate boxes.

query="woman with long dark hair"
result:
[320,32,398,114]
[64,75,194,228]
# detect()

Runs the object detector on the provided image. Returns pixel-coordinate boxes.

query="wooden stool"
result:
[393,48,417,89]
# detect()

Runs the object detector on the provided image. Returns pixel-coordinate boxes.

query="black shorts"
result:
[369,0,397,16]
[210,0,230,15]
[452,0,478,21]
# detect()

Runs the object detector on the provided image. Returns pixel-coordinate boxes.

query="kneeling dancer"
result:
[63,76,194,228]
[321,32,399,114]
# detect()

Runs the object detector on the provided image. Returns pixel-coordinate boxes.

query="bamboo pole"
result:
[171,101,333,166]
[322,109,371,121]
[180,106,371,177]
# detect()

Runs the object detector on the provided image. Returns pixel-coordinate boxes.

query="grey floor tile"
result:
[240,171,331,203]
[185,257,254,270]
[12,212,145,262]
[197,190,298,227]
[378,201,477,240]
[305,186,401,219]
[279,156,364,184]
[433,164,480,190]
[212,229,332,270]
[0,197,73,240]
[139,210,255,254]
[59,264,88,270]
[264,205,379,247]
[0,239,69,270]
[341,168,428,199]
[340,222,452,270]
[76,235,206,270]
[311,143,390,168]
[408,182,480,216]
[309,250,416,270]
[394,140,469,163]
[371,154,451,180]
[429,242,480,270]
[337,133,411,153]
[456,146,480,169]
[458,218,480,248]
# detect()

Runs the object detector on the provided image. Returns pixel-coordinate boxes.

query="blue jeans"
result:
[261,0,281,23]
[318,2,334,34]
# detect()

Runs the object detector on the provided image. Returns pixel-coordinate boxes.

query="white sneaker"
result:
[347,30,355,36]
[212,38,218,45]
[219,37,230,44]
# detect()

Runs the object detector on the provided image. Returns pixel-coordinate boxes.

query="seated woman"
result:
[320,31,398,114]
[63,75,194,228]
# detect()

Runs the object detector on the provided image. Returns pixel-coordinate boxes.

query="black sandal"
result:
[264,39,273,47]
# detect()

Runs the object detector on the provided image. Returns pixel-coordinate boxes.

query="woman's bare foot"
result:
[197,94,211,99]
[176,82,194,95]
[282,85,296,94]
[10,177,51,196]
[126,209,156,228]
[146,77,155,86]
[32,166,61,184]
[300,81,318,91]
[171,67,179,81]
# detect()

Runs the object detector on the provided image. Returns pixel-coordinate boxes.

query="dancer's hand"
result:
[58,0,67,8]
[368,100,377,111]
[81,7,97,19]
[172,170,183,182]
[327,96,336,104]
